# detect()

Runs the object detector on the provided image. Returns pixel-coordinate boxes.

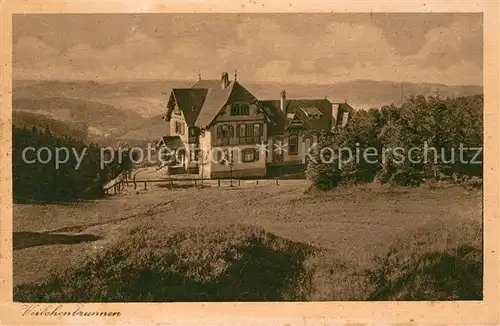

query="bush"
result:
[14,225,316,302]
[12,126,133,202]
[366,221,482,300]
[14,221,483,301]
[307,94,483,190]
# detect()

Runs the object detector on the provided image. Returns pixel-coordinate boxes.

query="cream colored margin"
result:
[0,1,498,325]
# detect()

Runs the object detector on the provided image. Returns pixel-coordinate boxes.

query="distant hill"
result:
[12,79,482,144]
[12,97,146,139]
[14,79,482,117]
[117,114,168,143]
[12,111,88,141]
[13,79,191,117]
[245,80,483,110]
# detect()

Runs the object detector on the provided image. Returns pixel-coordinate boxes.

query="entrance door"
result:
[272,137,284,163]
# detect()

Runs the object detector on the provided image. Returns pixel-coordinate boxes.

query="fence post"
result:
[238,179,241,186]
[256,179,259,185]
[218,179,220,187]
[144,181,147,190]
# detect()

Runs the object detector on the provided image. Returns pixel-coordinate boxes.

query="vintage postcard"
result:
[0,1,498,325]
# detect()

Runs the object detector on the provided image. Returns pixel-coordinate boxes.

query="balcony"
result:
[238,136,261,145]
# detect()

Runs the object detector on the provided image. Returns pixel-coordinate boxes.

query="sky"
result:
[13,13,483,85]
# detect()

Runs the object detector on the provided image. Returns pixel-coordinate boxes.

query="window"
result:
[238,124,246,137]
[188,127,198,143]
[253,123,261,136]
[216,150,223,164]
[175,121,184,134]
[241,104,249,115]
[190,149,198,161]
[230,104,239,115]
[216,149,232,165]
[242,148,257,163]
[217,125,233,139]
[288,134,298,155]
[230,103,250,116]
[237,123,262,144]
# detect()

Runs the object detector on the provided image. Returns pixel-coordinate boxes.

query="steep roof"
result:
[258,100,285,135]
[287,99,333,131]
[332,102,354,129]
[194,81,235,128]
[160,136,184,149]
[169,88,208,125]
[165,78,353,132]
[259,99,334,134]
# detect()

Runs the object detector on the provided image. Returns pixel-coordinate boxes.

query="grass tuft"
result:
[14,224,316,302]
[14,219,482,302]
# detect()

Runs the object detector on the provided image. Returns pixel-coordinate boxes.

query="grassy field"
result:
[13,180,483,300]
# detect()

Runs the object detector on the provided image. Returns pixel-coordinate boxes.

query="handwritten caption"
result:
[22,304,121,317]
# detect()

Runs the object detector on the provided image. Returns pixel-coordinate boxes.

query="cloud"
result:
[12,15,482,86]
[407,19,482,69]
[246,19,481,85]
[14,36,59,62]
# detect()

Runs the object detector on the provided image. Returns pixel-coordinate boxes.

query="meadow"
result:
[13,180,482,301]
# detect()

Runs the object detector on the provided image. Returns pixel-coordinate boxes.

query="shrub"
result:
[14,225,316,302]
[308,94,483,190]
[12,126,133,202]
[366,221,482,300]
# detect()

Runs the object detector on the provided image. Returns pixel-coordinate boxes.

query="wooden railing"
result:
[103,176,282,195]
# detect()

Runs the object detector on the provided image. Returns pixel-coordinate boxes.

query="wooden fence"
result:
[104,177,282,195]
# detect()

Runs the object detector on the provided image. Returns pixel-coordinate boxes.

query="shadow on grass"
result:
[367,245,482,300]
[13,232,102,250]
[14,225,313,302]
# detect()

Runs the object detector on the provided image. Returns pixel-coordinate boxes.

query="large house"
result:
[159,72,353,178]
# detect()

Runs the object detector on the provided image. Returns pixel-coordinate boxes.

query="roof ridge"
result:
[173,87,209,91]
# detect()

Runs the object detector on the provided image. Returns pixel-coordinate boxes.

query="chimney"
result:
[280,89,287,112]
[331,103,340,130]
[221,72,230,89]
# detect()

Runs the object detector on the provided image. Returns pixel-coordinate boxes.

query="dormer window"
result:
[300,107,323,119]
[342,112,349,127]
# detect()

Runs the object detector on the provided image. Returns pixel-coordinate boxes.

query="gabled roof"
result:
[259,99,334,134]
[159,136,184,149]
[331,102,354,129]
[169,88,208,125]
[258,100,285,136]
[192,80,267,128]
[164,77,354,133]
[194,81,235,128]
[289,99,332,131]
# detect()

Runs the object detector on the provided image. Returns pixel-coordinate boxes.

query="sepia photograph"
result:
[9,11,485,305]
